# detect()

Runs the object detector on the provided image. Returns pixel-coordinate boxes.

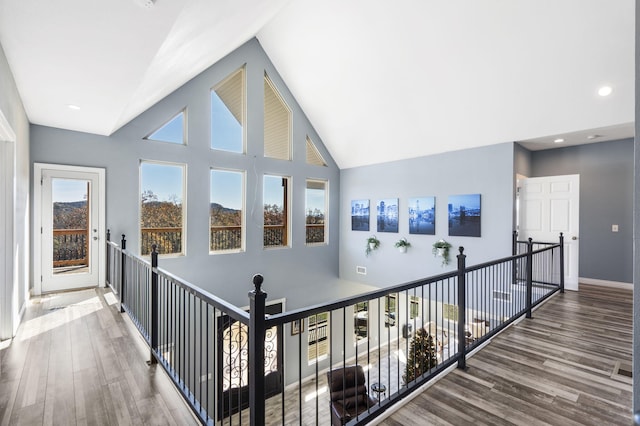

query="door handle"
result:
[93,236,99,241]
[572,236,577,240]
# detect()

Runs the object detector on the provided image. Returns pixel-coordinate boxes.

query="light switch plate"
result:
[612,224,619,232]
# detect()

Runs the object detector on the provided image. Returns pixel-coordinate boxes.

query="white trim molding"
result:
[579,277,633,290]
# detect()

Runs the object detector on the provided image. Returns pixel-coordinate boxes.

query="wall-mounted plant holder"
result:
[394,237,411,253]
[432,239,452,266]
[366,235,380,256]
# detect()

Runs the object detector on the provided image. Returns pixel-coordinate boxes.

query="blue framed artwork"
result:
[351,199,370,231]
[377,198,399,233]
[409,196,435,235]
[448,194,481,237]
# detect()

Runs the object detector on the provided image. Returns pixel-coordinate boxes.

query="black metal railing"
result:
[106,229,564,425]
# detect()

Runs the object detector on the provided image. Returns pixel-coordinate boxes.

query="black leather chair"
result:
[326,365,377,425]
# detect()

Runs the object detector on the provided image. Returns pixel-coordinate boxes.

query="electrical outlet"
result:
[356,266,367,275]
[612,224,619,232]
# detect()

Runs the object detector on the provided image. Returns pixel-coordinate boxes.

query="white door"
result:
[518,174,580,291]
[36,164,105,293]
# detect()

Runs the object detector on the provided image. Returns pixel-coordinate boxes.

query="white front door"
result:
[518,174,580,291]
[35,164,105,293]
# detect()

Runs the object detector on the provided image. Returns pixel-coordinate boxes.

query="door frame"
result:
[0,110,16,340]
[34,163,106,295]
[516,174,580,291]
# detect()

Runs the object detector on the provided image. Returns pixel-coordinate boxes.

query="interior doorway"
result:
[517,174,580,291]
[34,163,106,294]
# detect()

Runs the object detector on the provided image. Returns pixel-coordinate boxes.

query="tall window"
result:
[263,73,291,160]
[140,161,185,256]
[308,312,329,363]
[263,175,289,248]
[210,169,244,253]
[305,179,327,245]
[410,296,420,320]
[354,302,368,342]
[211,67,245,153]
[385,294,397,327]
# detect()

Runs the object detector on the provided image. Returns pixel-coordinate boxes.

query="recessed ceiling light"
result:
[587,134,602,140]
[553,138,564,143]
[67,104,81,110]
[598,86,613,97]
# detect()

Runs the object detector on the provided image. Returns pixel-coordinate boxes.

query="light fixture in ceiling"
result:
[67,104,81,110]
[553,138,564,144]
[598,85,613,97]
[134,0,155,8]
[587,134,602,140]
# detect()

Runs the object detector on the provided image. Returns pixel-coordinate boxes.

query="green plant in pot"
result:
[366,235,380,256]
[394,237,411,253]
[432,239,452,266]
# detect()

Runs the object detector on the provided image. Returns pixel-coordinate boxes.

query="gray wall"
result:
[0,41,30,339]
[339,142,516,286]
[30,39,341,309]
[529,139,634,284]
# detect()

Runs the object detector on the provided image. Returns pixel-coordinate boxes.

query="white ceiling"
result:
[0,0,634,169]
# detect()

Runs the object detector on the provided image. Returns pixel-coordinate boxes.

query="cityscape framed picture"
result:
[448,194,481,237]
[351,199,370,231]
[377,198,399,233]
[409,196,435,235]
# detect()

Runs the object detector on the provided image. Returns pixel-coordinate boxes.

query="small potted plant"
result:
[394,237,411,253]
[432,239,452,266]
[366,235,380,256]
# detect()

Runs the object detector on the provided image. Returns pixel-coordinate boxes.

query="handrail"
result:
[106,229,565,426]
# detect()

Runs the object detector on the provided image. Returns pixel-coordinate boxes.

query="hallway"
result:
[0,289,197,425]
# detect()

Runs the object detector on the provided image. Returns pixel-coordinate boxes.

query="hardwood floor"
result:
[1,284,632,425]
[0,288,198,426]
[379,284,633,426]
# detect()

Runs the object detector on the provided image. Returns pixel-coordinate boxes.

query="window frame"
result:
[263,73,292,161]
[307,312,330,364]
[139,159,187,257]
[209,168,246,254]
[305,179,328,246]
[263,174,291,249]
[210,66,246,154]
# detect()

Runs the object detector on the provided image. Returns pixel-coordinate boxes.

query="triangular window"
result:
[211,67,245,153]
[306,136,327,166]
[145,110,186,144]
[264,74,291,160]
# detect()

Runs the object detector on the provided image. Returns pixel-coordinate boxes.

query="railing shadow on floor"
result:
[105,230,564,426]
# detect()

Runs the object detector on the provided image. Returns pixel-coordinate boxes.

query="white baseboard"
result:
[579,277,633,290]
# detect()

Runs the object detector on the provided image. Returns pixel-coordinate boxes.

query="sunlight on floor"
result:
[305,386,327,402]
[19,292,103,341]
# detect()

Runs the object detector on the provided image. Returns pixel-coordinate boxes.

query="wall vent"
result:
[356,266,367,275]
[493,290,511,302]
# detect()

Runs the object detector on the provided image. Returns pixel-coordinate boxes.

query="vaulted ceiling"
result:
[0,0,634,168]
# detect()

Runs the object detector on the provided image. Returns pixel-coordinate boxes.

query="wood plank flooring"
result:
[379,284,633,426]
[1,284,632,425]
[0,288,198,426]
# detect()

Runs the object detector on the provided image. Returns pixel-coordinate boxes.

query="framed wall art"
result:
[377,198,399,233]
[409,196,435,235]
[448,194,481,237]
[351,199,370,231]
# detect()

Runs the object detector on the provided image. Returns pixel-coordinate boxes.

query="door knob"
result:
[93,236,99,241]
[572,236,577,240]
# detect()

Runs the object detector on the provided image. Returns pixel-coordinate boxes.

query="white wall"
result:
[0,41,30,339]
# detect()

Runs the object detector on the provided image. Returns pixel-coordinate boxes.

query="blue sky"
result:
[140,162,183,203]
[211,170,243,210]
[52,178,87,203]
[449,194,481,210]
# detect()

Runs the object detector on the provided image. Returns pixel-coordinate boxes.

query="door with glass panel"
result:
[40,168,102,292]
